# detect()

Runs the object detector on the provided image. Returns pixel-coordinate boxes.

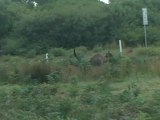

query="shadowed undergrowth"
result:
[0,47,160,119]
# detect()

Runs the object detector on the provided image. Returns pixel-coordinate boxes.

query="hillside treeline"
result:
[0,0,160,54]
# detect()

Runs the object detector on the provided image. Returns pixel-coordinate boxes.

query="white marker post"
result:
[142,8,148,48]
[32,1,38,8]
[45,53,48,62]
[99,0,110,4]
[119,40,123,56]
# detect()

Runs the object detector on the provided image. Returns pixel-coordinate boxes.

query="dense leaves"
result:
[1,0,160,53]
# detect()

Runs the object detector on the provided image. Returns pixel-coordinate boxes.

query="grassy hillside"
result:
[0,46,160,120]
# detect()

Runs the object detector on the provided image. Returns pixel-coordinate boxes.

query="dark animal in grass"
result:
[74,48,113,66]
[89,54,106,66]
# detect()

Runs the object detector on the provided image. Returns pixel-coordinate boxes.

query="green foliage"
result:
[145,91,160,120]
[0,1,12,40]
[47,71,62,83]
[1,52,160,120]
[24,62,52,83]
[0,64,9,82]
[1,0,160,53]
[92,45,104,52]
[9,69,21,83]
[1,0,156,52]
[3,38,25,55]
[2,1,160,115]
[59,99,73,119]
[0,84,58,120]
[135,111,152,120]
[51,48,66,57]
[136,47,160,56]
[80,89,95,105]
[119,82,140,102]
[25,49,37,58]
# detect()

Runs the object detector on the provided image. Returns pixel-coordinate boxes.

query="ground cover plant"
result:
[1,0,160,119]
[0,46,160,120]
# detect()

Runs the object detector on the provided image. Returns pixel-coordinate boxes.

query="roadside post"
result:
[119,40,123,56]
[45,53,49,63]
[142,8,148,48]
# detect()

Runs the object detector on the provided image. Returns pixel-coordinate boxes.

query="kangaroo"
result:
[90,54,106,66]
[73,48,113,66]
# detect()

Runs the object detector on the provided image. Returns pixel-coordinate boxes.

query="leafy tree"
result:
[1,0,160,53]
[0,1,12,41]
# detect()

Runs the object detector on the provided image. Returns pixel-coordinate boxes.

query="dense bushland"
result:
[0,0,160,54]
[1,46,160,84]
[0,46,160,119]
[1,0,160,119]
[0,72,159,120]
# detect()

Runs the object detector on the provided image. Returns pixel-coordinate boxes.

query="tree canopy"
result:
[0,0,160,54]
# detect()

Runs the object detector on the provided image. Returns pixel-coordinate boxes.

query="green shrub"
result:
[0,64,9,82]
[9,69,21,84]
[69,48,86,65]
[92,45,103,52]
[51,48,66,57]
[69,76,79,85]
[145,90,160,120]
[77,46,88,53]
[59,99,73,119]
[68,86,79,98]
[4,38,27,55]
[73,106,96,120]
[135,111,152,120]
[80,92,94,105]
[68,76,79,97]
[47,71,62,83]
[26,49,37,58]
[24,62,52,83]
[0,84,58,120]
[104,63,121,79]
[31,84,58,96]
[80,85,97,105]
[119,82,140,103]
[136,47,160,56]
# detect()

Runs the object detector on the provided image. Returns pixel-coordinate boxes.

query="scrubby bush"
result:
[67,76,80,97]
[77,46,88,53]
[50,48,66,57]
[59,99,73,119]
[145,90,160,120]
[23,62,52,83]
[47,71,62,83]
[92,45,104,53]
[68,86,79,98]
[136,47,160,57]
[73,106,96,120]
[135,111,152,120]
[26,49,37,58]
[96,56,133,80]
[80,90,95,105]
[0,84,58,120]
[119,82,140,103]
[3,38,27,55]
[9,69,21,84]
[0,64,9,82]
